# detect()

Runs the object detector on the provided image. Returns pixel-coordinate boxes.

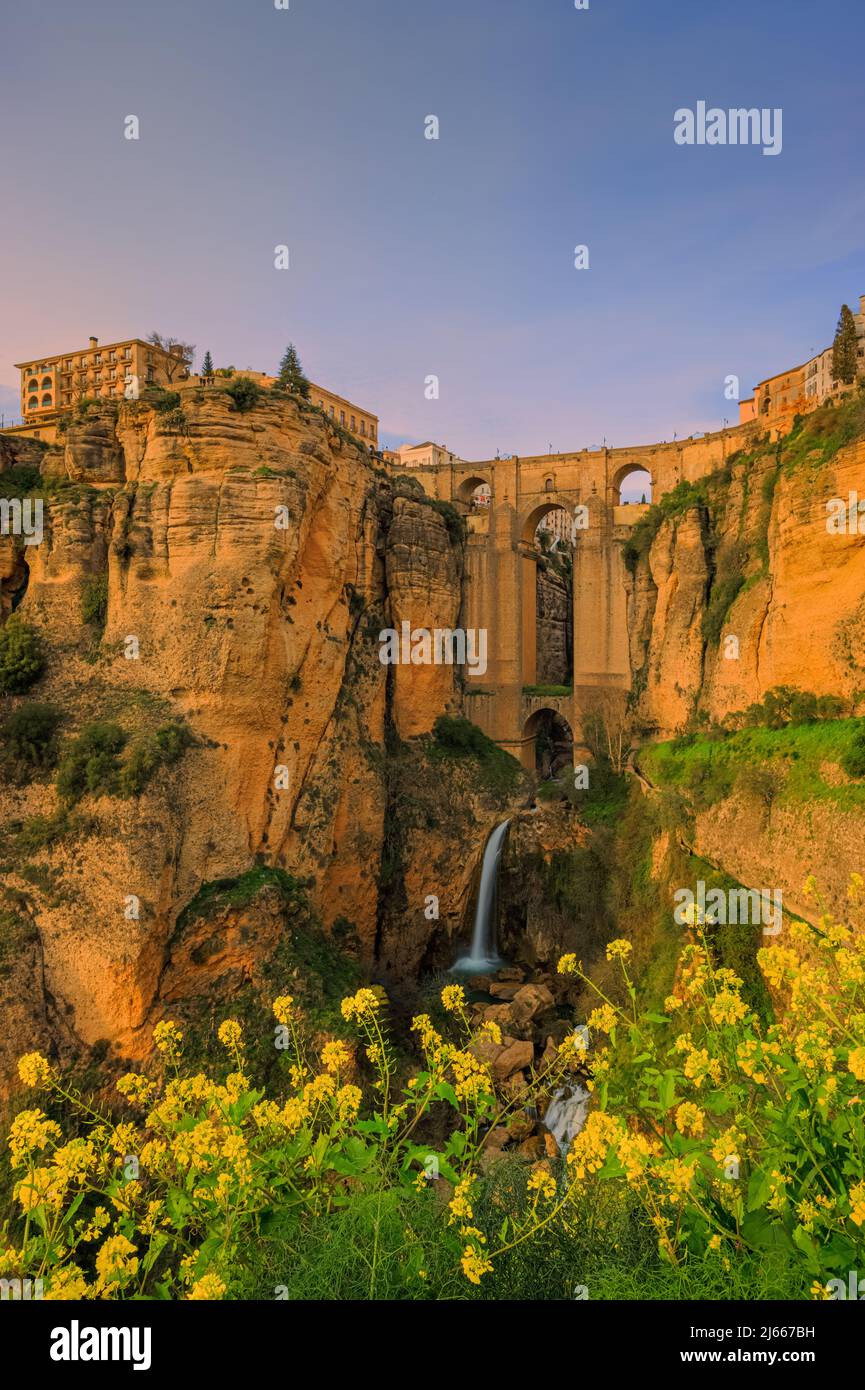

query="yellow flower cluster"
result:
[153,1020,183,1055]
[8,1109,62,1166]
[17,1052,53,1088]
[605,939,633,963]
[441,984,465,1013]
[217,1019,243,1049]
[340,988,382,1021]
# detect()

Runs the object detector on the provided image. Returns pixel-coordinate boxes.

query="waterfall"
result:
[451,820,510,975]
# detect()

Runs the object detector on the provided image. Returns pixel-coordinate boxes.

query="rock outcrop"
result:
[0,391,524,1092]
[628,425,865,735]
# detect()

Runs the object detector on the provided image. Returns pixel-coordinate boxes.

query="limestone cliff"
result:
[0,391,523,1092]
[627,399,865,735]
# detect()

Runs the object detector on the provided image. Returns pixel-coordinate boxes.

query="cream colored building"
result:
[307,382,378,446]
[15,335,190,426]
[389,441,469,471]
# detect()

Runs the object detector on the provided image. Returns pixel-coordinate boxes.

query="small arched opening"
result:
[456,475,492,507]
[523,707,574,778]
[612,463,653,506]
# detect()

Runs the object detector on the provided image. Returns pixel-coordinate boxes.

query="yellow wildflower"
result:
[321,1040,352,1074]
[153,1020,183,1055]
[441,984,465,1012]
[272,995,294,1024]
[674,1102,705,1137]
[340,987,383,1021]
[605,938,633,962]
[187,1273,227,1300]
[217,1019,243,1049]
[848,1048,865,1082]
[17,1052,53,1089]
[95,1235,139,1284]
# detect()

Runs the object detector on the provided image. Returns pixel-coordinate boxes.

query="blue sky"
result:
[1,0,863,454]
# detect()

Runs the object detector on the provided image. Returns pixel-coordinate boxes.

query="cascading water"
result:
[451,820,510,975]
[543,1080,590,1155]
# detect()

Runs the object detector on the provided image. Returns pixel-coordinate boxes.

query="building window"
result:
[147,367,155,382]
[329,406,334,417]
[41,394,53,407]
[124,348,132,360]
[27,378,38,392]
[360,421,366,436]
[350,415,356,431]
[340,411,345,425]
[64,359,72,370]
[28,396,38,409]
[109,351,117,363]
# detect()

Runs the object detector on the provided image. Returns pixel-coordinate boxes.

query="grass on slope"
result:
[641,719,865,813]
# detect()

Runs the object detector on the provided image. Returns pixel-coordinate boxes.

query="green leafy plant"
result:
[55,722,127,802]
[0,616,45,695]
[1,702,62,771]
[224,377,262,413]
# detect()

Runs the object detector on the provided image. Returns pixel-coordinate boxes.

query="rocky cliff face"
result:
[627,414,865,735]
[0,392,522,1092]
[535,562,572,687]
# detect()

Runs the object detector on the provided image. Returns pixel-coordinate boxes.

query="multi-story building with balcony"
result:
[12,336,190,439]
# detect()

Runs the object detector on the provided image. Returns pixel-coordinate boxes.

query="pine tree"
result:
[832,304,859,386]
[202,351,214,378]
[276,344,310,399]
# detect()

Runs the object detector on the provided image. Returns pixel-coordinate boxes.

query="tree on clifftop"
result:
[275,344,310,399]
[146,332,196,382]
[201,351,214,378]
[832,304,859,385]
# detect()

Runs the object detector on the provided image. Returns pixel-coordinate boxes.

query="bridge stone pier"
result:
[403,422,758,768]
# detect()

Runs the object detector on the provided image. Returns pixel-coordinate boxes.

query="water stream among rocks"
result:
[451,818,591,1154]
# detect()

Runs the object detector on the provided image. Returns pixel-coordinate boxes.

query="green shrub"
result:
[732,685,848,731]
[841,724,865,779]
[224,377,262,412]
[161,407,188,433]
[80,574,108,631]
[143,388,181,414]
[0,615,45,694]
[429,715,521,796]
[702,572,745,646]
[56,722,127,802]
[736,762,782,810]
[1,702,62,769]
[118,721,194,796]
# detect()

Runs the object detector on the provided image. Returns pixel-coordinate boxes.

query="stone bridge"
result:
[406,421,759,767]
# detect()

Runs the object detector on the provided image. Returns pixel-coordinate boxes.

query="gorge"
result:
[1,379,865,1126]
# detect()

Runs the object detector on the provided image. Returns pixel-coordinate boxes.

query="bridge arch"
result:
[611,461,653,505]
[456,473,492,504]
[522,706,574,775]
[520,496,579,544]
